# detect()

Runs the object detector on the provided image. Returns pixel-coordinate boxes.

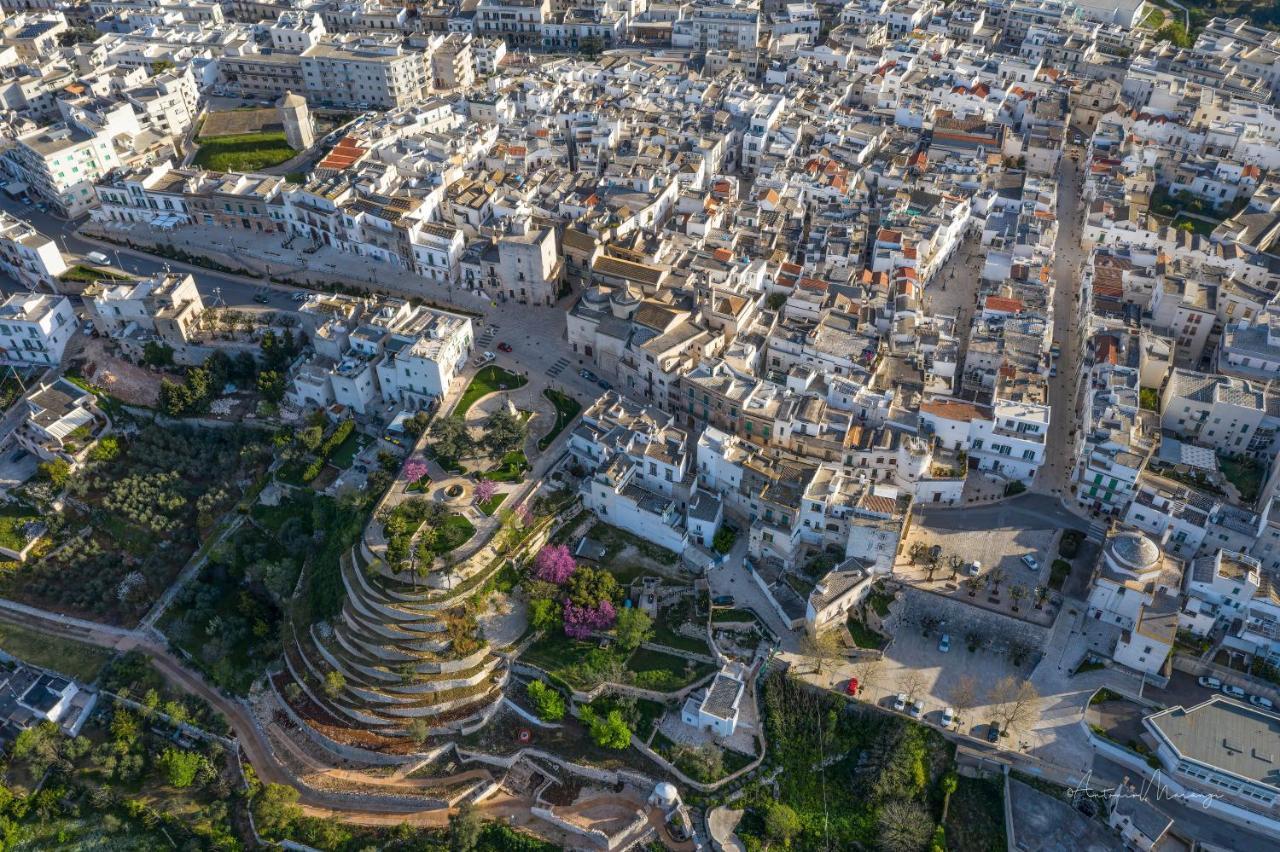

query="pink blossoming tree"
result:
[533,544,576,584]
[563,599,616,639]
[402,459,429,484]
[474,478,497,504]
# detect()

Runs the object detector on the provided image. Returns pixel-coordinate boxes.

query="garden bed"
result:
[537,389,581,450]
[455,365,527,416]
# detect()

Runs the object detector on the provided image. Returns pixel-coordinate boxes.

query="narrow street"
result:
[1035,149,1089,499]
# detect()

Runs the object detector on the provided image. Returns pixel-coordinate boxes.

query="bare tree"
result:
[877,798,934,852]
[1009,584,1027,612]
[898,670,926,701]
[949,673,981,720]
[849,657,883,696]
[990,676,1041,732]
[800,629,844,677]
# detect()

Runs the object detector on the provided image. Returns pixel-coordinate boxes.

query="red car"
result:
[845,677,859,696]
[497,342,513,353]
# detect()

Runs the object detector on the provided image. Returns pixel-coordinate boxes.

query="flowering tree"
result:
[563,599,616,639]
[533,544,576,584]
[514,502,533,527]
[474,478,497,504]
[402,459,429,484]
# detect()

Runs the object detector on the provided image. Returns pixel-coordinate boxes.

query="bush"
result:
[525,679,566,721]
[157,747,206,788]
[37,458,70,488]
[582,706,631,749]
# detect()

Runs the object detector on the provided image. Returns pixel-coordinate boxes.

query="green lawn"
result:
[1220,455,1264,503]
[846,615,886,650]
[329,430,370,469]
[537,389,581,450]
[626,647,714,691]
[422,513,476,555]
[1171,213,1216,236]
[191,131,296,172]
[487,450,529,482]
[0,621,112,682]
[711,608,756,623]
[478,492,508,515]
[60,264,133,283]
[456,365,527,415]
[1139,387,1159,411]
[0,502,40,552]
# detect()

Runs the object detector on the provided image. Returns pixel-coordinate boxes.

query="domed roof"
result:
[611,285,640,305]
[581,285,609,305]
[654,782,678,805]
[1108,531,1160,571]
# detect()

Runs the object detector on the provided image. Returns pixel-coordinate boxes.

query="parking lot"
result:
[895,522,1062,627]
[877,621,1038,739]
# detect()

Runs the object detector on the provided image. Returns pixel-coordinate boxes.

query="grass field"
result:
[537,389,582,450]
[456,365,527,415]
[0,621,113,682]
[487,450,528,482]
[478,492,508,515]
[191,131,295,172]
[0,501,40,552]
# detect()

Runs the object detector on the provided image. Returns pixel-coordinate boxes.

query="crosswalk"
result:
[476,323,499,347]
[1085,518,1109,543]
[546,356,570,378]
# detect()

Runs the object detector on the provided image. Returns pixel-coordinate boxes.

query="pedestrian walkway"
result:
[545,356,570,378]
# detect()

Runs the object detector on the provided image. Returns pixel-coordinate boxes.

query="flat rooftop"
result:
[1146,696,1280,789]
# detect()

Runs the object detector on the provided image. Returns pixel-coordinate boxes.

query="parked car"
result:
[892,693,907,712]
[846,678,859,696]
[1021,554,1041,572]
[1050,343,1062,358]
[579,368,599,382]
[85,251,109,265]
[1249,695,1274,711]
[1197,676,1223,690]
[966,560,982,576]
[941,707,956,727]
[1222,684,1247,700]
[252,290,270,304]
[986,721,1001,743]
[711,595,734,607]
[473,351,495,366]
[1049,366,1058,378]
[597,379,612,390]
[291,291,309,302]
[497,342,513,352]
[909,699,924,718]
[937,633,951,653]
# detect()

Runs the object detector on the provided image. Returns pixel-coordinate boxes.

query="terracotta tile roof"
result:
[920,399,989,422]
[985,295,1023,313]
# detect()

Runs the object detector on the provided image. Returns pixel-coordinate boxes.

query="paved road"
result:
[1035,150,1089,499]
[1090,755,1275,851]
[912,493,1087,532]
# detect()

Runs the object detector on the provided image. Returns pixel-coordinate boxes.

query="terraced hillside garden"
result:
[2,422,273,625]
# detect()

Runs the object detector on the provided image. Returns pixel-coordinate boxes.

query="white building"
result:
[0,292,75,366]
[0,211,65,290]
[680,663,747,738]
[1086,530,1181,678]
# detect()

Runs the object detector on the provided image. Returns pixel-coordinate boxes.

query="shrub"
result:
[526,679,566,721]
[158,747,206,788]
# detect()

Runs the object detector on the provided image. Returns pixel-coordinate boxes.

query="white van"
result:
[85,251,109,265]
